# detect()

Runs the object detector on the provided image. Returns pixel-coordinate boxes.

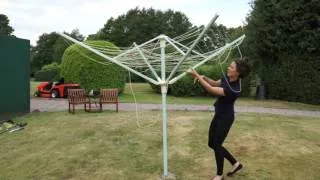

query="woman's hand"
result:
[187,68,203,84]
[194,75,205,83]
[187,68,225,96]
[187,68,200,78]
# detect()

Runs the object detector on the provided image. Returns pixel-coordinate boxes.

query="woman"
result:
[187,58,251,180]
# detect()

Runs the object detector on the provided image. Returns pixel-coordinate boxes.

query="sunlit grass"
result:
[0,111,319,179]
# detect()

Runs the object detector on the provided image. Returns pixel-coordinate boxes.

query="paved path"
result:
[31,98,320,118]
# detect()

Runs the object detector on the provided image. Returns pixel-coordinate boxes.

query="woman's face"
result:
[227,61,240,78]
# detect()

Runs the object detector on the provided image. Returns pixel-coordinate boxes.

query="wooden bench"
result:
[67,89,90,113]
[99,89,119,112]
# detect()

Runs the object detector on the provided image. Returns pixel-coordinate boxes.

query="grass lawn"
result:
[0,111,319,180]
[30,82,320,111]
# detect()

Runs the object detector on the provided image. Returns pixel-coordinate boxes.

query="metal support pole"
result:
[160,36,169,178]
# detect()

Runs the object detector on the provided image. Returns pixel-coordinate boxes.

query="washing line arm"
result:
[166,14,219,82]
[168,35,246,84]
[166,37,207,58]
[133,42,161,81]
[58,32,160,85]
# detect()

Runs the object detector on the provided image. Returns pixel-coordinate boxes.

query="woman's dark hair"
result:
[235,57,251,78]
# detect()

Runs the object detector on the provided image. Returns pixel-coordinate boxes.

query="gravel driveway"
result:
[30,98,320,118]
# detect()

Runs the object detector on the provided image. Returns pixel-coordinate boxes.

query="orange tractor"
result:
[34,78,80,98]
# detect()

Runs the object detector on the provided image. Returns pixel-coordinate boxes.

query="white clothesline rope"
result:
[59,16,245,85]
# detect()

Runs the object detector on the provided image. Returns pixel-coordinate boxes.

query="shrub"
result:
[263,54,320,104]
[126,73,145,82]
[60,41,125,93]
[126,68,146,83]
[34,62,61,81]
[240,73,252,97]
[245,0,320,104]
[148,63,227,96]
[170,64,227,96]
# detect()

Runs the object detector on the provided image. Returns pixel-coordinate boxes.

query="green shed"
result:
[0,36,30,120]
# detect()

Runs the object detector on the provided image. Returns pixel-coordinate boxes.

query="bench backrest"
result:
[68,89,87,104]
[100,89,118,103]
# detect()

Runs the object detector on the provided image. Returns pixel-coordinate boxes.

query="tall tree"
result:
[197,24,228,52]
[0,14,14,35]
[31,32,59,72]
[227,26,245,42]
[31,29,84,72]
[226,26,247,58]
[246,0,320,104]
[88,7,192,46]
[53,29,85,63]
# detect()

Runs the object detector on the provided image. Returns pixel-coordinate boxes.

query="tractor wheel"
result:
[51,90,59,98]
[34,91,40,97]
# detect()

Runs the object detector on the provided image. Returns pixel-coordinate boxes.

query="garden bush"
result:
[170,64,227,97]
[245,0,320,104]
[34,62,61,81]
[263,54,320,104]
[126,68,146,83]
[60,41,125,93]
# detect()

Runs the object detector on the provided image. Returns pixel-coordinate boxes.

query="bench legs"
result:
[68,103,75,114]
[68,103,118,113]
[98,103,118,112]
[116,103,118,113]
[68,103,89,114]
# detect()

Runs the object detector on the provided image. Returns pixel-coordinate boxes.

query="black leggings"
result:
[208,114,237,175]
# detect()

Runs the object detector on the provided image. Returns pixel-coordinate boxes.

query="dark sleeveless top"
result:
[214,76,241,115]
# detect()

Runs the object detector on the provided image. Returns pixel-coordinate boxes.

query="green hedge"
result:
[126,68,146,83]
[60,41,125,93]
[126,73,145,82]
[34,62,61,81]
[263,55,320,104]
[240,73,252,97]
[245,0,319,104]
[170,64,227,96]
